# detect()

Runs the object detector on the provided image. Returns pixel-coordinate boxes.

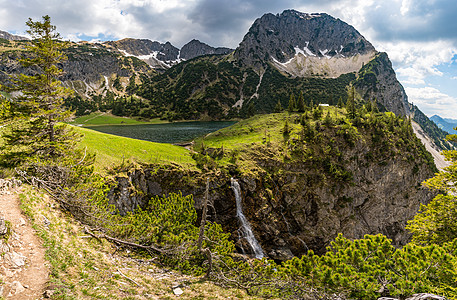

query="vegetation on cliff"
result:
[195,105,435,176]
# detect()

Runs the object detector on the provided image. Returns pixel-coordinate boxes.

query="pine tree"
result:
[309,98,315,110]
[247,102,255,117]
[0,15,74,165]
[288,94,296,112]
[337,97,343,108]
[274,99,283,113]
[365,100,372,112]
[323,110,333,126]
[346,86,356,119]
[113,75,123,91]
[297,91,305,112]
[126,74,136,95]
[282,119,290,136]
[371,99,379,113]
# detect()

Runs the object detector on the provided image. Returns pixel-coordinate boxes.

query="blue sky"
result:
[1,0,456,119]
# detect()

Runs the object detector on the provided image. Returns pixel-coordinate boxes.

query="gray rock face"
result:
[235,9,375,69]
[0,30,28,41]
[355,52,410,117]
[106,38,180,62]
[180,39,233,60]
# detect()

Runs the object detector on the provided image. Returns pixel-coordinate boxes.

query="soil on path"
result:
[0,188,49,299]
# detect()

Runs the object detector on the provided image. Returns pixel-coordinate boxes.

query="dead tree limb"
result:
[84,226,167,255]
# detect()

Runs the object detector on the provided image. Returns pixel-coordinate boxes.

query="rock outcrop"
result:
[105,38,180,69]
[0,30,28,41]
[234,10,376,73]
[179,39,233,60]
[354,52,410,117]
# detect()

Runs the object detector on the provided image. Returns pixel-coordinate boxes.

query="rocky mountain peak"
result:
[179,39,233,60]
[234,9,376,75]
[104,38,180,69]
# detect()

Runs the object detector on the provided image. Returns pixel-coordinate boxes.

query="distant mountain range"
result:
[430,115,457,134]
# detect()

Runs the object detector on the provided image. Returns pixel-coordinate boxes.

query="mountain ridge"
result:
[0,30,28,41]
[430,114,457,134]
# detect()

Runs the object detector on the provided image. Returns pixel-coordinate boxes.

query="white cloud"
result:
[377,40,457,85]
[400,0,413,15]
[406,86,457,118]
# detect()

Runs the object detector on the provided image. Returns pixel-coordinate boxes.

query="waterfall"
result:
[231,178,265,259]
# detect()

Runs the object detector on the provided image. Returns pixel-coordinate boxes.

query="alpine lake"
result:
[85,121,236,144]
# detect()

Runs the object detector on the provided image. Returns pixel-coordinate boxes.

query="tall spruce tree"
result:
[297,91,305,112]
[337,96,343,108]
[274,99,283,113]
[0,15,74,165]
[288,94,296,112]
[346,86,357,119]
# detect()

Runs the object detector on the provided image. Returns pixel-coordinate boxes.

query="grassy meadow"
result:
[73,126,197,172]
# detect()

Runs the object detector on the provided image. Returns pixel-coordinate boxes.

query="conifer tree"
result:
[288,94,296,112]
[346,86,356,119]
[323,110,333,126]
[297,91,305,112]
[337,96,343,108]
[0,15,74,165]
[371,99,379,113]
[365,100,372,112]
[113,75,123,91]
[282,119,290,136]
[309,98,314,109]
[274,99,283,113]
[126,74,136,95]
[247,101,255,117]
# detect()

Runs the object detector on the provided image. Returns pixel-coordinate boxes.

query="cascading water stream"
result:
[231,178,265,259]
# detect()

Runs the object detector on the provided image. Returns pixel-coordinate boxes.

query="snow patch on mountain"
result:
[271,51,377,78]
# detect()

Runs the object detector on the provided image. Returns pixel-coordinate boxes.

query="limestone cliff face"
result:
[0,43,150,96]
[106,38,179,61]
[105,38,180,69]
[179,39,233,60]
[354,52,410,117]
[234,10,376,74]
[232,144,434,259]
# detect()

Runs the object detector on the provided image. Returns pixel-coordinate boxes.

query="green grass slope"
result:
[74,126,196,172]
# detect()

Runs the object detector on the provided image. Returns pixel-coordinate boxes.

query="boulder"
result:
[9,281,25,296]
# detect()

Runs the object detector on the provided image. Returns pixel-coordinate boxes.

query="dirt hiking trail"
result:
[0,185,49,299]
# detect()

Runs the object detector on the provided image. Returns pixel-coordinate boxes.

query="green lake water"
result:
[86,121,236,144]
